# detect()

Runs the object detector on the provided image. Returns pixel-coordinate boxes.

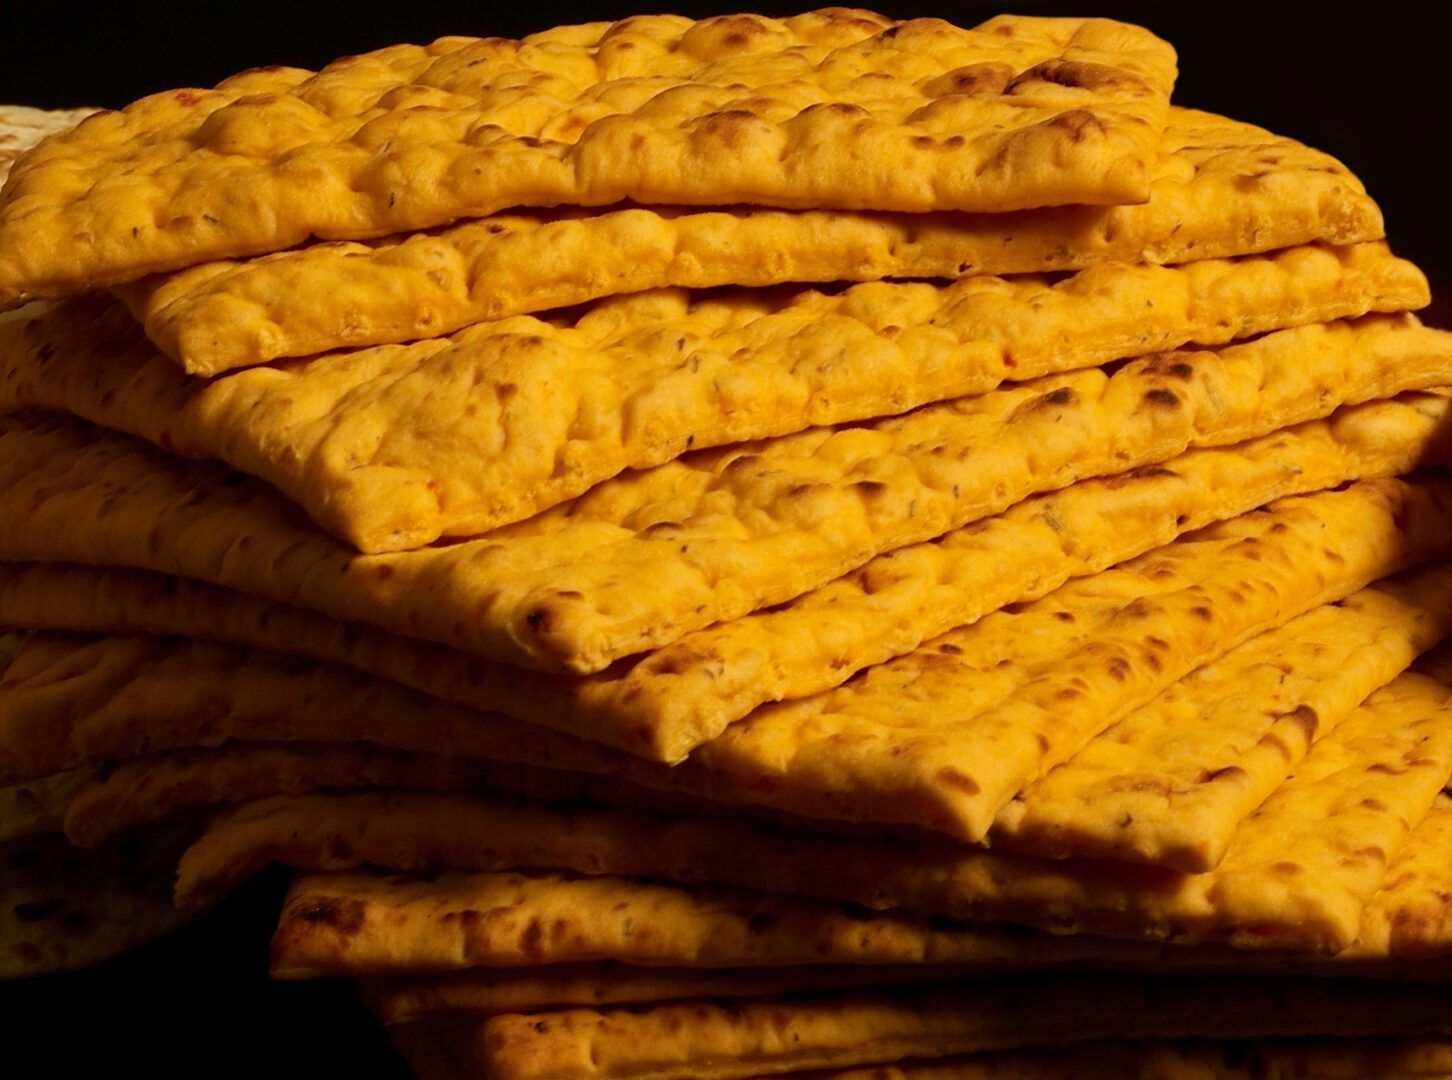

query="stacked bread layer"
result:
[2,10,1452,1076]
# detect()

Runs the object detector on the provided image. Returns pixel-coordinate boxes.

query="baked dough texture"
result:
[0,12,1178,304]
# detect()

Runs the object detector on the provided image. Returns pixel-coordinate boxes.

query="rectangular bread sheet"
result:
[1,391,1448,771]
[0,13,1178,302]
[6,243,1423,549]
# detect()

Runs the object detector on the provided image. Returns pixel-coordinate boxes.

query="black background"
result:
[2,2,1451,1076]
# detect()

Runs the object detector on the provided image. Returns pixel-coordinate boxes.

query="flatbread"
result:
[172,647,1452,950]
[118,108,1388,375]
[1,393,1448,770]
[0,14,1178,303]
[675,480,1452,840]
[17,477,1452,851]
[1347,787,1452,960]
[3,312,1448,694]
[994,564,1452,870]
[0,106,95,185]
[7,246,1425,551]
[0,822,196,980]
[268,868,1163,979]
[385,978,1452,1080]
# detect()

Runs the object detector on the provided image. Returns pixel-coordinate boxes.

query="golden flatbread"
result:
[3,313,1449,694]
[385,978,1452,1080]
[172,646,1452,951]
[118,109,1389,375]
[994,566,1452,870]
[1347,786,1452,960]
[2,393,1448,769]
[5,391,1446,772]
[6,245,1425,550]
[268,868,1161,979]
[0,13,1178,303]
[11,473,1452,853]
[674,482,1452,839]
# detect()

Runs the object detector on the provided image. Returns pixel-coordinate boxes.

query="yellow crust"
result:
[9,244,1426,551]
[2,398,1452,794]
[268,868,1159,979]
[3,312,1450,704]
[995,568,1452,871]
[119,108,1386,375]
[676,482,1452,840]
[171,625,1452,951]
[1349,785,1452,960]
[0,13,1178,303]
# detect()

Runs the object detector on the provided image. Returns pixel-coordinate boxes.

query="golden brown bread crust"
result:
[391,979,1452,1080]
[118,108,1385,375]
[3,313,1451,713]
[2,398,1451,823]
[7,244,1425,552]
[0,13,1178,303]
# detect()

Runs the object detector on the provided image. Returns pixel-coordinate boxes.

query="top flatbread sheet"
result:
[5,243,1425,551]
[119,107,1385,376]
[0,12,1177,304]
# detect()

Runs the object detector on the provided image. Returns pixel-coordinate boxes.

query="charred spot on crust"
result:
[936,766,980,795]
[1012,59,1145,93]
[1279,704,1320,742]
[1038,108,1107,144]
[294,895,366,935]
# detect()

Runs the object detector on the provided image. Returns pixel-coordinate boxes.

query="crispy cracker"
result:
[674,481,1452,840]
[9,246,1426,551]
[2,392,1448,792]
[269,868,1160,979]
[0,14,1178,303]
[172,635,1452,950]
[0,822,195,979]
[118,109,1389,375]
[1348,784,1452,960]
[13,476,1452,846]
[2,393,1447,772]
[387,978,1452,1080]
[994,564,1452,871]
[3,312,1449,696]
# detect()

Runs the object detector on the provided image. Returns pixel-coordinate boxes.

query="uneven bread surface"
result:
[121,108,1386,375]
[0,12,1178,302]
[3,315,1451,700]
[4,243,1425,550]
[1,396,1450,769]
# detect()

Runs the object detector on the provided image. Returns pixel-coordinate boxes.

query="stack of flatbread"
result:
[3,9,1452,1075]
